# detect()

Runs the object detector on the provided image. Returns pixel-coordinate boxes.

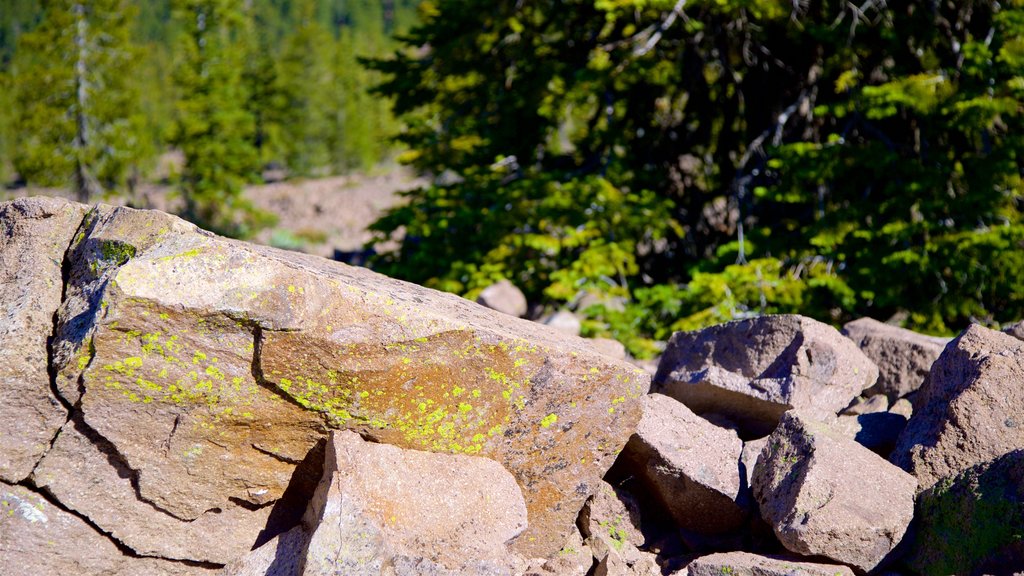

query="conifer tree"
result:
[11,0,145,200]
[171,0,262,236]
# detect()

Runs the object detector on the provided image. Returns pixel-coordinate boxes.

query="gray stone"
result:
[753,411,917,572]
[841,394,889,415]
[891,324,1024,491]
[740,436,769,489]
[1004,320,1024,341]
[843,317,949,400]
[0,197,86,482]
[655,315,878,438]
[543,310,582,336]
[589,337,627,361]
[620,394,748,534]
[477,280,528,317]
[685,551,856,576]
[889,398,913,419]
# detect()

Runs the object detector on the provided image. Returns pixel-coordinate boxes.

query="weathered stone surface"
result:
[589,338,627,361]
[529,531,592,576]
[685,551,856,576]
[32,420,269,564]
[889,398,913,419]
[477,280,528,317]
[219,526,307,576]
[301,431,527,574]
[543,310,582,336]
[907,450,1024,576]
[753,411,916,572]
[620,394,748,534]
[891,324,1024,492]
[832,412,908,457]
[841,394,888,416]
[843,317,949,400]
[42,202,647,557]
[577,480,659,576]
[1004,320,1024,341]
[654,315,878,437]
[740,436,769,489]
[0,197,86,481]
[0,482,210,576]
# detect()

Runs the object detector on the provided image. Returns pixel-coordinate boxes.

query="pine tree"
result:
[11,0,145,200]
[170,0,263,237]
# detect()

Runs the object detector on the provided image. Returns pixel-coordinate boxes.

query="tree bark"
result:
[73,1,101,202]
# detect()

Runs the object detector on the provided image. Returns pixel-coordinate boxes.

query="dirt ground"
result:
[2,167,424,260]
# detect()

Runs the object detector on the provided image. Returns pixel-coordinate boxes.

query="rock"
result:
[589,338,627,361]
[619,394,748,535]
[1004,320,1024,341]
[907,449,1024,576]
[543,310,582,336]
[32,419,269,564]
[300,430,527,574]
[219,526,307,576]
[752,410,916,572]
[0,482,210,576]
[889,398,913,419]
[0,197,86,482]
[685,551,856,576]
[740,436,769,489]
[529,531,592,576]
[832,412,908,457]
[891,324,1024,492]
[477,280,528,317]
[842,317,949,400]
[577,481,659,575]
[841,394,889,415]
[39,201,648,557]
[654,315,878,438]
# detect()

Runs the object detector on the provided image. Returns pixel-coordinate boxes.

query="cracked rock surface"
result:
[0,196,649,571]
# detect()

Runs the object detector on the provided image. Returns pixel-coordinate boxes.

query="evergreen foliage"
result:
[10,0,146,200]
[369,0,1024,355]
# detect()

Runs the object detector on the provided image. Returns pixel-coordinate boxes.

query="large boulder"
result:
[842,317,949,400]
[891,324,1024,491]
[752,411,917,572]
[654,315,878,437]
[685,551,856,576]
[0,197,86,482]
[907,450,1024,576]
[476,280,528,317]
[619,394,748,535]
[30,199,648,559]
[300,430,528,574]
[0,482,210,576]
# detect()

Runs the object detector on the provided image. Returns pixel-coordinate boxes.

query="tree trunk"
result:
[73,2,101,202]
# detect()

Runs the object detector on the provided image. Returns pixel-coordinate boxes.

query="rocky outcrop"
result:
[619,394,748,535]
[907,449,1024,576]
[753,411,916,572]
[654,315,878,437]
[476,280,528,317]
[685,551,856,576]
[842,317,949,400]
[891,324,1024,491]
[0,197,86,482]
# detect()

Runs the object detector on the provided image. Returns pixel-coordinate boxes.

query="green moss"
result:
[540,413,558,428]
[98,240,136,266]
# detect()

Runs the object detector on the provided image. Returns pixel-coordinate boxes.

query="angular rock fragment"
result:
[0,197,86,481]
[841,394,888,416]
[476,279,528,317]
[0,482,211,576]
[832,412,908,457]
[891,324,1024,491]
[842,317,949,400]
[889,398,913,419]
[740,436,769,489]
[528,531,592,576]
[577,481,658,576]
[39,201,647,557]
[620,394,748,534]
[753,411,916,572]
[1004,320,1024,341]
[32,420,270,564]
[685,551,856,576]
[301,430,528,574]
[907,450,1024,576]
[219,526,307,576]
[655,315,878,437]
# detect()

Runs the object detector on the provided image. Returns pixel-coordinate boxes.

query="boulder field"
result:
[0,197,1021,575]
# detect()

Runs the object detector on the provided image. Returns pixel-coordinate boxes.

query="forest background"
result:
[1,0,1023,359]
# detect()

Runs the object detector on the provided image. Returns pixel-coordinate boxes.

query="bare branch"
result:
[633,0,688,56]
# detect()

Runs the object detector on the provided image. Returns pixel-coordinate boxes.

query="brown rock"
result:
[842,317,949,400]
[752,411,916,572]
[654,315,878,437]
[530,531,592,576]
[1004,320,1024,341]
[832,412,907,457]
[907,449,1024,576]
[44,203,648,557]
[620,394,748,534]
[891,324,1024,491]
[32,420,269,564]
[301,430,527,574]
[578,481,659,575]
[219,526,307,576]
[841,394,889,416]
[0,197,86,481]
[740,436,769,489]
[589,338,627,361]
[0,482,210,576]
[889,398,913,419]
[477,280,528,317]
[685,551,856,576]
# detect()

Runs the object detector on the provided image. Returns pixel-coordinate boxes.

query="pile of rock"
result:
[0,197,1021,576]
